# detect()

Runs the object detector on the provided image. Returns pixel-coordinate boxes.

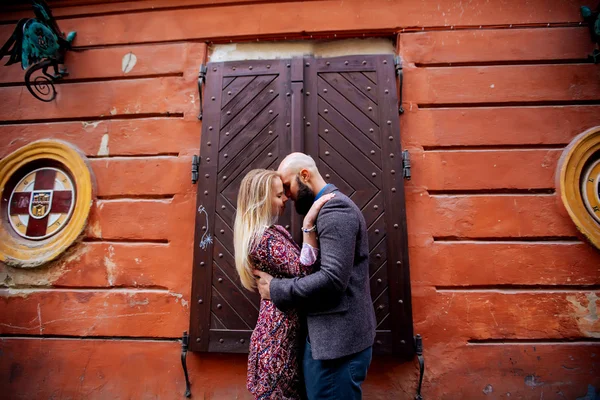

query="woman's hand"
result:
[303,193,335,227]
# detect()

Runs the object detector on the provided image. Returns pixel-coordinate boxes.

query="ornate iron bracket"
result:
[414,334,425,400]
[394,56,404,114]
[581,4,600,63]
[402,150,411,180]
[180,331,192,398]
[197,64,208,120]
[0,0,76,101]
[191,155,200,184]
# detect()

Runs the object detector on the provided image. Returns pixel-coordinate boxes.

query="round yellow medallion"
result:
[581,159,600,224]
[556,126,600,250]
[0,140,94,267]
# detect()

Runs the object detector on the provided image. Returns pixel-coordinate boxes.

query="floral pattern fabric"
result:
[247,225,314,400]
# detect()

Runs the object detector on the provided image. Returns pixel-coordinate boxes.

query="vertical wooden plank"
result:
[303,57,320,170]
[375,54,414,358]
[290,57,305,244]
[190,63,224,352]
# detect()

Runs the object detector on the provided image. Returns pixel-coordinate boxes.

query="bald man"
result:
[254,152,376,400]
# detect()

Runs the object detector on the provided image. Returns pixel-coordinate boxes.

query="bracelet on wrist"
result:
[301,225,317,233]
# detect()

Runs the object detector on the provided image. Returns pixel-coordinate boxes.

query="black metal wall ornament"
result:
[581,3,600,63]
[0,0,76,101]
[180,331,192,398]
[197,64,208,119]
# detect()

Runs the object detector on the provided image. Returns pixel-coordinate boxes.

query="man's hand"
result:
[253,269,273,300]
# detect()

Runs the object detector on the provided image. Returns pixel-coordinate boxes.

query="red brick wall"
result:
[1,1,599,399]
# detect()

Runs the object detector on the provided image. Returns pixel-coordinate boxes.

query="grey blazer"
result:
[270,185,376,360]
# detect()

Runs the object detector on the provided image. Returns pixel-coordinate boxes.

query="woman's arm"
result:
[251,228,312,278]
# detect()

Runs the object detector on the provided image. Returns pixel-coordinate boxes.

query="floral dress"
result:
[247,225,315,400]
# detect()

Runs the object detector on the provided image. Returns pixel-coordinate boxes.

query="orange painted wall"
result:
[1,1,599,399]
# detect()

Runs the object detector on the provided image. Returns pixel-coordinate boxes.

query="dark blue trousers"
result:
[303,338,373,400]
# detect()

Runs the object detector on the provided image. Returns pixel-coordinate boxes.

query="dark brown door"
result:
[303,55,413,357]
[190,55,413,358]
[189,60,295,352]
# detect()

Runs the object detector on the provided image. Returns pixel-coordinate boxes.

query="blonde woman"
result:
[234,169,333,400]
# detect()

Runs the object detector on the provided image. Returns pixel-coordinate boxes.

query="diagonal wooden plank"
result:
[220,75,277,127]
[221,138,278,205]
[213,262,259,328]
[362,193,384,228]
[212,287,251,330]
[377,313,391,330]
[213,239,261,305]
[319,138,378,209]
[218,93,278,151]
[320,124,382,189]
[318,76,380,135]
[222,76,235,90]
[318,113,381,163]
[370,261,388,301]
[216,194,236,230]
[211,312,227,329]
[363,72,377,85]
[319,161,354,197]
[340,72,378,103]
[214,213,234,253]
[369,239,387,278]
[219,119,275,187]
[320,72,379,122]
[373,287,390,327]
[322,162,376,210]
[318,96,380,148]
[221,75,255,108]
[218,112,278,172]
[368,213,386,252]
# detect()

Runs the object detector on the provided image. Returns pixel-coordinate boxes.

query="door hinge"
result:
[414,334,425,400]
[394,56,404,114]
[180,331,192,397]
[197,64,208,120]
[191,155,200,184]
[402,150,411,180]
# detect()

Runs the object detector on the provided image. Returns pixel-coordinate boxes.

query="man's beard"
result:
[295,176,315,216]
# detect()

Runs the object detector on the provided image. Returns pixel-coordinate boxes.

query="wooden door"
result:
[189,60,294,352]
[190,55,413,358]
[304,55,413,357]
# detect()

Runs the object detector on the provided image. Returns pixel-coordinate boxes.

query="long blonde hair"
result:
[234,169,279,291]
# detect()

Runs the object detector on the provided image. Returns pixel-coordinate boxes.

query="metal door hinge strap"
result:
[191,155,200,184]
[402,150,411,180]
[394,56,404,114]
[414,334,425,400]
[181,331,192,398]
[197,64,208,120]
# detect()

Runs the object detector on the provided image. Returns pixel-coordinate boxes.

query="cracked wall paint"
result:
[97,134,109,156]
[122,52,137,74]
[567,293,600,338]
[104,245,116,286]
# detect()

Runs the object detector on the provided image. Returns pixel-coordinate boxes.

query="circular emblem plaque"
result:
[0,140,94,267]
[581,159,600,224]
[556,126,600,250]
[8,167,76,240]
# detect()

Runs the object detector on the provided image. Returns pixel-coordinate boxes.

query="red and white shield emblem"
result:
[8,167,75,240]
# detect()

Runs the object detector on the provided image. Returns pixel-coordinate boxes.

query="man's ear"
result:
[300,168,310,182]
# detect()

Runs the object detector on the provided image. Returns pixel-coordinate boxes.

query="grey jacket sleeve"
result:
[270,199,358,312]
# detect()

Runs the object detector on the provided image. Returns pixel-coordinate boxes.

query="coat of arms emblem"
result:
[30,190,53,219]
[7,167,75,240]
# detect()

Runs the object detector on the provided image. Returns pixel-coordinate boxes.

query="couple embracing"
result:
[234,152,376,400]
